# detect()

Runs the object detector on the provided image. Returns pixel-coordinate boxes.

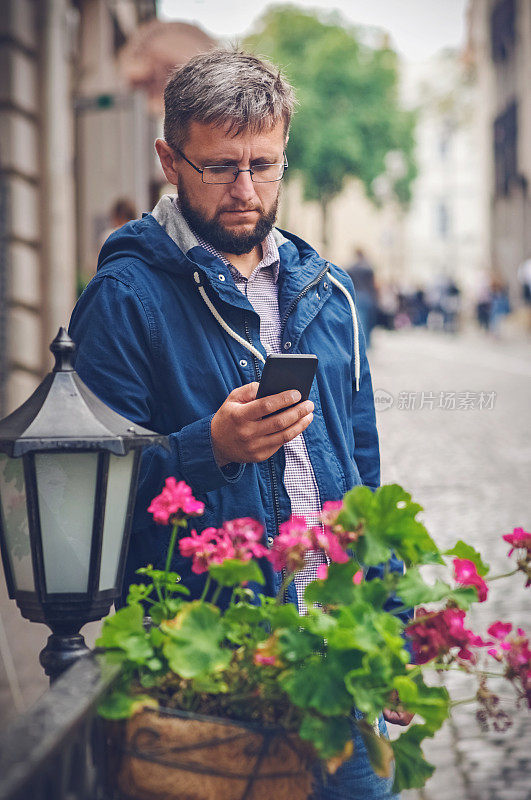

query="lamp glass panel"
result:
[35,452,98,593]
[0,454,34,591]
[99,451,135,591]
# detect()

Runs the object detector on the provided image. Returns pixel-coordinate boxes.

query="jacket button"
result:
[239,359,247,367]
[284,341,291,350]
[267,535,274,547]
[323,282,329,290]
[218,274,226,282]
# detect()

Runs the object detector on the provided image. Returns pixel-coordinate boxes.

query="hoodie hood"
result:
[97,194,317,280]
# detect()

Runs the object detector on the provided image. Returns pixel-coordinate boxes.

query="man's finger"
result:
[241,389,302,421]
[263,411,313,448]
[228,382,259,403]
[260,400,314,435]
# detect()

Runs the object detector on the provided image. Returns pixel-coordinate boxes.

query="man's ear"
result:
[155,139,180,186]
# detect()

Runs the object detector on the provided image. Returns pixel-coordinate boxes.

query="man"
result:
[346,248,378,348]
[69,49,410,799]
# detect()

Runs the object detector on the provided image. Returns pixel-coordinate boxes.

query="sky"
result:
[159,0,469,62]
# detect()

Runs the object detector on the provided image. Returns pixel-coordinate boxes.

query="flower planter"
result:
[103,706,316,800]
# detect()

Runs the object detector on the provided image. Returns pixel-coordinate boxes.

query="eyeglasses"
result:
[175,148,288,184]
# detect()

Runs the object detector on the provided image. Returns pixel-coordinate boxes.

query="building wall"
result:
[468,0,531,300]
[400,53,490,296]
[0,0,48,414]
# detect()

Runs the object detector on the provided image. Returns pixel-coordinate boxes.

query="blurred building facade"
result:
[0,0,156,418]
[0,1,217,420]
[280,47,489,297]
[468,0,531,301]
[400,51,490,297]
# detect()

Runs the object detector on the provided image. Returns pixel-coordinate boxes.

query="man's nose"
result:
[228,169,257,201]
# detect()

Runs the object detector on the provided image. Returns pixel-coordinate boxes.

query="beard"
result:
[177,181,279,256]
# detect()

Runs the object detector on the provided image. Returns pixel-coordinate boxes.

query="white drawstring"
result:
[328,274,361,392]
[193,272,266,364]
[193,270,360,390]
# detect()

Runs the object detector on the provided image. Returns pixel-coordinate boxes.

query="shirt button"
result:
[267,535,274,547]
[218,274,226,282]
[284,341,292,350]
[239,359,247,367]
[323,282,329,290]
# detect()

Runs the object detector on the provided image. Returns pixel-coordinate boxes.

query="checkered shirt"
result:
[185,212,326,614]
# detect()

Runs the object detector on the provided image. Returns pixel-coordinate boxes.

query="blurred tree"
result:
[244,6,417,245]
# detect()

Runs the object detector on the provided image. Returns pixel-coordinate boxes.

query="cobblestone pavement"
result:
[369,327,531,800]
[1,327,529,799]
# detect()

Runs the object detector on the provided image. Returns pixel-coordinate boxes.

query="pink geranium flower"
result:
[268,516,313,572]
[407,607,489,665]
[316,563,328,580]
[353,570,363,585]
[311,526,350,563]
[221,518,268,561]
[254,653,276,666]
[179,528,229,574]
[148,478,205,525]
[502,527,531,557]
[453,558,489,602]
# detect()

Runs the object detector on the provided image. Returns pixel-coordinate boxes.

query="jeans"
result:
[311,710,400,800]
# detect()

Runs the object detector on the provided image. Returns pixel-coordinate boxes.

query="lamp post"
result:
[0,328,168,681]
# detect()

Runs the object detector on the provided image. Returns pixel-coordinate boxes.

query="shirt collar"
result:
[173,197,280,283]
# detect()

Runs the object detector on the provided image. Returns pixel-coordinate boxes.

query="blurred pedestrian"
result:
[489,276,511,336]
[346,248,378,347]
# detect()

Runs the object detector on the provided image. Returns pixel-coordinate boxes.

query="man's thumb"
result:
[231,382,259,403]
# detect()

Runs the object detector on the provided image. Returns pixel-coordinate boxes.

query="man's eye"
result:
[207,165,236,174]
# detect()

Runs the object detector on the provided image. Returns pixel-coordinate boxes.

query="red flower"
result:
[407,607,489,665]
[148,478,205,525]
[487,621,513,641]
[453,558,489,602]
[221,518,268,561]
[502,527,531,557]
[268,516,313,572]
[179,528,228,574]
[311,526,350,563]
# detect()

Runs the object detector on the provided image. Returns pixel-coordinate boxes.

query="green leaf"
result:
[444,540,490,576]
[265,601,302,629]
[161,601,232,678]
[393,675,449,733]
[327,604,382,653]
[280,654,354,716]
[396,568,452,607]
[277,627,320,662]
[127,583,154,604]
[304,560,359,606]
[396,569,478,610]
[96,604,154,664]
[391,724,436,792]
[208,558,265,587]
[345,652,394,717]
[354,719,394,778]
[338,484,442,568]
[150,598,185,625]
[298,713,351,760]
[97,690,138,720]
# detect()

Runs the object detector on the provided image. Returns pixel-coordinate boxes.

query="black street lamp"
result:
[0,328,167,681]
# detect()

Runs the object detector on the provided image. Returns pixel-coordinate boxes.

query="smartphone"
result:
[256,354,318,406]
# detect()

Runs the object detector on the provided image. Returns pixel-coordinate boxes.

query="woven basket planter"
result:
[103,706,316,800]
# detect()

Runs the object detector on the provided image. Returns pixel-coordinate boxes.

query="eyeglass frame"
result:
[174,148,288,184]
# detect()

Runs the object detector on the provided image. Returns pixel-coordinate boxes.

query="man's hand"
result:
[383,690,414,726]
[211,382,314,467]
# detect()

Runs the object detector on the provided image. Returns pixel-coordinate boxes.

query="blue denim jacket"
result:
[69,198,406,613]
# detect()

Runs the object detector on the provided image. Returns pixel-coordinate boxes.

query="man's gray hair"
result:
[163,49,296,150]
